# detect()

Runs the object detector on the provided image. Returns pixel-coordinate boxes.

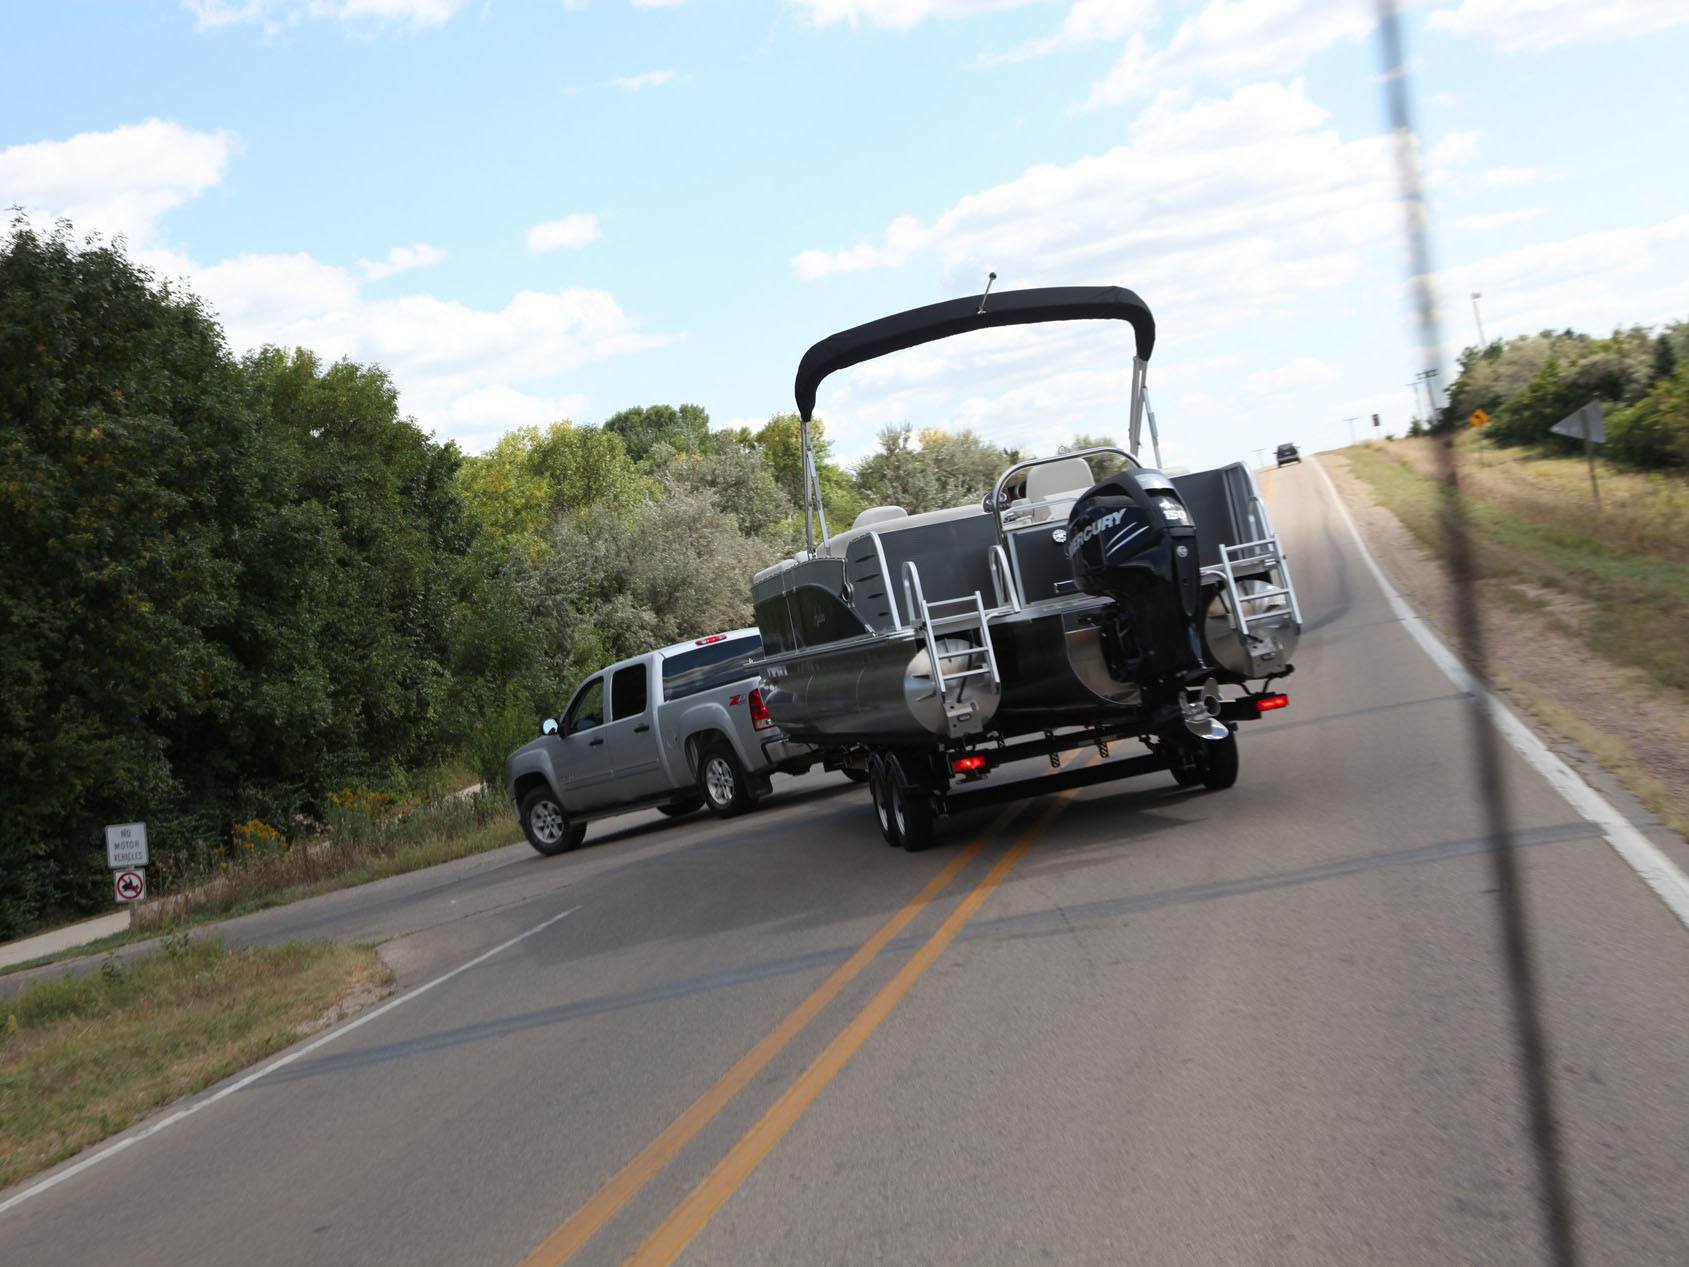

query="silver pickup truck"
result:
[505,628,817,855]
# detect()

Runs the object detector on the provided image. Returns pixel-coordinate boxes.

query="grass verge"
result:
[1343,436,1689,693]
[1,805,520,979]
[0,935,389,1190]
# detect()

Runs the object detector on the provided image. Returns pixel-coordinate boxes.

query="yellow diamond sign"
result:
[1469,408,1490,428]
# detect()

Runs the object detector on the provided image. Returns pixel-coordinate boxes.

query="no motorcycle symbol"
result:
[114,869,147,904]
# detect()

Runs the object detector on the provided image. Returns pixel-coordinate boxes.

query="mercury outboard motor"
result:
[1065,470,1208,692]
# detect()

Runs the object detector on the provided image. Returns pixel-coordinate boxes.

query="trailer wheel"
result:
[697,739,754,817]
[520,787,586,856]
[1167,741,1204,788]
[1201,730,1240,790]
[877,754,935,853]
[868,753,902,847]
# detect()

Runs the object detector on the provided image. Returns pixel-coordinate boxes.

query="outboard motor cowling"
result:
[1065,470,1208,689]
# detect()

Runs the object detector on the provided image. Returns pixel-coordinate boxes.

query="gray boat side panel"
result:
[876,514,999,606]
[843,534,897,632]
[1172,463,1257,570]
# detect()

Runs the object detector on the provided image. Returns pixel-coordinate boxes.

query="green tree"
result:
[603,403,711,462]
[456,421,649,552]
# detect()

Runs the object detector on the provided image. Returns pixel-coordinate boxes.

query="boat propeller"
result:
[1181,678,1228,741]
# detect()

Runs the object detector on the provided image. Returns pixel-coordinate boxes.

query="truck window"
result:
[610,663,649,720]
[661,634,763,701]
[564,677,605,734]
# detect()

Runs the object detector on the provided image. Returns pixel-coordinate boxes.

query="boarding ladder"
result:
[1201,490,1302,637]
[901,555,1014,739]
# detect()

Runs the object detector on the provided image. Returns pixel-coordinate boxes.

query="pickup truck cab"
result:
[505,629,815,855]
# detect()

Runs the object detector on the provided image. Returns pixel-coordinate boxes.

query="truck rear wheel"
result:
[697,739,754,817]
[520,787,586,856]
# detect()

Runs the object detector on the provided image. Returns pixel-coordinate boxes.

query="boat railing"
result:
[988,544,1022,613]
[985,446,1136,545]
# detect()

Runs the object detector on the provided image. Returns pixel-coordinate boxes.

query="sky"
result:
[4,0,1688,473]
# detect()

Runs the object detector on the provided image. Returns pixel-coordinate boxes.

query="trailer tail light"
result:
[951,755,988,773]
[1258,693,1289,712]
[748,688,775,732]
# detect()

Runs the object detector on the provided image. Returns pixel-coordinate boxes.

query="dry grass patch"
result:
[1344,437,1689,694]
[0,935,389,1190]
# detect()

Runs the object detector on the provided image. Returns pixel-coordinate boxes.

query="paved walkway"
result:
[0,911,130,971]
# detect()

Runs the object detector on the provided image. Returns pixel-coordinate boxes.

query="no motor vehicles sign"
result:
[105,822,149,869]
[114,869,146,903]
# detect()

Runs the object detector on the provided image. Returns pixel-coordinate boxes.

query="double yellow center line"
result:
[522,779,1082,1267]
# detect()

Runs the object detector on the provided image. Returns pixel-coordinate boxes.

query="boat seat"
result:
[1019,457,1094,522]
[852,505,908,530]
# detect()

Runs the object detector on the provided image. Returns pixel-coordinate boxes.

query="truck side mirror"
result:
[541,718,559,736]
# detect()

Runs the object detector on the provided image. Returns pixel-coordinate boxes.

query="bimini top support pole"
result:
[1128,356,1147,459]
[799,414,816,554]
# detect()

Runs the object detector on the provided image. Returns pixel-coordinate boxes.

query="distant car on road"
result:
[1275,443,1301,466]
[504,629,817,855]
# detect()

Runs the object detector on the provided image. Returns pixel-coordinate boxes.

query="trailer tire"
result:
[697,739,754,818]
[892,779,935,852]
[868,753,901,847]
[520,787,586,856]
[1201,731,1240,790]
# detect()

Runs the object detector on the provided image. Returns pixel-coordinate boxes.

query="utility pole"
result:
[1252,446,1268,470]
[1470,291,1487,348]
[1343,416,1361,447]
[1415,368,1441,421]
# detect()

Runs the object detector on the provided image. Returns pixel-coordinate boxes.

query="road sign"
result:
[105,822,149,869]
[1550,401,1607,443]
[114,869,146,904]
[1469,408,1489,428]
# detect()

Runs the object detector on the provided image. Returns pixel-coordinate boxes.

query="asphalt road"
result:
[5,459,1689,1266]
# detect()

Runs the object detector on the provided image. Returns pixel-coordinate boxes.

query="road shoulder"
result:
[1321,450,1689,879]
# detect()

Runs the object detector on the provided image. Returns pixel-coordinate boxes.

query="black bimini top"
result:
[793,285,1155,421]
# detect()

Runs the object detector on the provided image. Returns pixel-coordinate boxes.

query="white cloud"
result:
[527,213,602,252]
[978,0,1155,65]
[1428,0,1688,52]
[1246,356,1341,395]
[613,68,676,91]
[1450,207,1546,232]
[1476,165,1540,187]
[788,0,1033,30]
[359,241,446,280]
[0,118,235,245]
[1435,215,1689,344]
[1082,0,1374,108]
[185,0,469,29]
[4,119,662,453]
[794,79,1399,311]
[428,385,592,450]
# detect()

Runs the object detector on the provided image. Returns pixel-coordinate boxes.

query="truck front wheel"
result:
[697,739,754,817]
[520,787,586,856]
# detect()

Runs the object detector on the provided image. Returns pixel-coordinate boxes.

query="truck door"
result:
[557,675,615,810]
[605,661,672,802]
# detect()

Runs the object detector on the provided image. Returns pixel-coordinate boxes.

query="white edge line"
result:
[1310,455,1689,929]
[0,905,581,1219]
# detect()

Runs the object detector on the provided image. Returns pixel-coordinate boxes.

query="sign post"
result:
[1550,401,1607,509]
